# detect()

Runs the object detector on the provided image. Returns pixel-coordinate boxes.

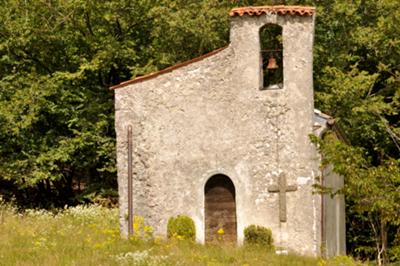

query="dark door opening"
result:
[205,174,237,243]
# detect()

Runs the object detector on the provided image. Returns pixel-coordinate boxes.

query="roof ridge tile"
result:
[229,5,315,17]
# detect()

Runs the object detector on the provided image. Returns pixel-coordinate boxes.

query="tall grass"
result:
[0,201,360,266]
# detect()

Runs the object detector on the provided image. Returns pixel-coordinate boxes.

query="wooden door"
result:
[205,174,237,243]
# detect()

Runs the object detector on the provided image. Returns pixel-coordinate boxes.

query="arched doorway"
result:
[204,174,237,243]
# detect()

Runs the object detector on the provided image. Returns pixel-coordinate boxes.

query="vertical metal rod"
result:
[127,125,133,237]
[321,169,326,257]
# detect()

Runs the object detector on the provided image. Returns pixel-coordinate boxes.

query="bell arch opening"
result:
[204,174,237,243]
[260,23,283,89]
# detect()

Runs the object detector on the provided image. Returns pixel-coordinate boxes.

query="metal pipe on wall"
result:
[127,125,133,237]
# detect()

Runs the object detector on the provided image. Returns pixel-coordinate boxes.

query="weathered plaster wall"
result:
[323,162,347,257]
[115,13,321,256]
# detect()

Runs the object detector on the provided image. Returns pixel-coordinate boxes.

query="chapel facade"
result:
[112,6,346,257]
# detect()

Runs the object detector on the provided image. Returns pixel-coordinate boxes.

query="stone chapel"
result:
[112,5,346,257]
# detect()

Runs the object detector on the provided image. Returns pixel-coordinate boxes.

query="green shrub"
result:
[389,245,400,262]
[244,225,274,249]
[167,215,196,241]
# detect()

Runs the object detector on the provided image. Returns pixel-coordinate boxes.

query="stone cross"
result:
[268,173,297,222]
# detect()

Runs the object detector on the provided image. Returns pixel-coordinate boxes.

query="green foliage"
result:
[309,0,400,263]
[0,0,232,207]
[167,215,196,241]
[244,225,274,249]
[315,132,400,263]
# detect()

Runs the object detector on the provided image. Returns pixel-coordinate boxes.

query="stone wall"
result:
[115,12,321,256]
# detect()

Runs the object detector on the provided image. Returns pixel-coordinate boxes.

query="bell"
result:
[266,56,278,70]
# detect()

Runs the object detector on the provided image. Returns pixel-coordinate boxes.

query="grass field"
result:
[0,202,361,266]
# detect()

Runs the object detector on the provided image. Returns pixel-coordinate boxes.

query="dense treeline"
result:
[0,0,399,264]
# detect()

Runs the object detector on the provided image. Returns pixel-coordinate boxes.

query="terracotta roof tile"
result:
[229,5,315,17]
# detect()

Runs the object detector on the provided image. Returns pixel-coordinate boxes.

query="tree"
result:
[0,0,153,206]
[312,1,400,264]
[0,0,234,207]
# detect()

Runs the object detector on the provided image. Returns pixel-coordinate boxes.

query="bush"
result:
[389,245,400,263]
[244,225,273,249]
[167,215,196,241]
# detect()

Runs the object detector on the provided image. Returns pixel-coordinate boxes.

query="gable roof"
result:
[110,46,228,90]
[314,109,349,144]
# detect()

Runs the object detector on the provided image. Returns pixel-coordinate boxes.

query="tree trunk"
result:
[375,219,388,266]
[380,221,388,265]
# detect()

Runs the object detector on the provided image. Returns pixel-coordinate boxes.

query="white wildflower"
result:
[113,249,169,265]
